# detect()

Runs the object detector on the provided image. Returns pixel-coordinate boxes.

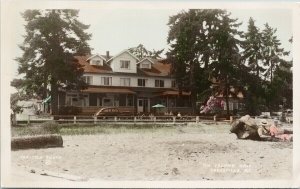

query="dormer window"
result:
[120,60,130,69]
[140,62,151,69]
[91,59,102,66]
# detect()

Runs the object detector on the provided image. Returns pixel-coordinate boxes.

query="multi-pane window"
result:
[155,80,164,88]
[120,78,130,86]
[120,60,130,69]
[138,79,146,87]
[66,93,88,107]
[140,63,151,69]
[101,77,112,86]
[127,97,133,106]
[83,76,92,85]
[91,60,101,65]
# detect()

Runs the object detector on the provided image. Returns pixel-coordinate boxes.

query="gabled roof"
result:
[74,53,173,77]
[138,59,172,77]
[86,54,107,61]
[137,57,155,64]
[75,55,113,73]
[107,50,140,62]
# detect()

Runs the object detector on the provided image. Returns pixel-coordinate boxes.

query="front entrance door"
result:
[137,99,144,113]
[137,98,150,113]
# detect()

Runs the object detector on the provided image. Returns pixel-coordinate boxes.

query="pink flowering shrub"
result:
[200,96,224,114]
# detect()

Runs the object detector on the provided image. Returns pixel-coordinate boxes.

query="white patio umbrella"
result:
[152,104,166,114]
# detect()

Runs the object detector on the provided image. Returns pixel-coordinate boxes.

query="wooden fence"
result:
[17,115,234,125]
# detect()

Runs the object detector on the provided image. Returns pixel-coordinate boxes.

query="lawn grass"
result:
[11,121,231,137]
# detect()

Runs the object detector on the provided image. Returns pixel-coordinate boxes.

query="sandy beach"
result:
[11,123,293,181]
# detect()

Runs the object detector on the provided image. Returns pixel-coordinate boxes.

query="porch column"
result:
[167,96,169,111]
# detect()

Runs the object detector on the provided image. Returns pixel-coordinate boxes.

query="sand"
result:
[11,123,293,181]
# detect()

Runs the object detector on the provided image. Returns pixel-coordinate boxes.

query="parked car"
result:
[94,107,131,117]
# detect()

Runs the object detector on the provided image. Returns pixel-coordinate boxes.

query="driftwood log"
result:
[11,134,63,150]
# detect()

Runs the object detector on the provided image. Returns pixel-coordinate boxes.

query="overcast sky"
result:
[78,9,292,56]
[9,8,293,79]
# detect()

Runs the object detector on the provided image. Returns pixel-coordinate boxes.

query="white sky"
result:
[8,8,293,79]
[78,9,292,57]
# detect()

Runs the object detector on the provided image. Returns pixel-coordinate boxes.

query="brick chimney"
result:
[106,51,110,59]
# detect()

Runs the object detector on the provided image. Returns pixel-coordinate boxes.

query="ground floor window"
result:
[103,98,113,106]
[66,93,89,107]
[127,96,133,106]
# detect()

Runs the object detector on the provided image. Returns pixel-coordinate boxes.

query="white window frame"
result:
[140,62,151,69]
[155,79,164,88]
[83,76,93,85]
[137,78,147,87]
[91,59,102,65]
[66,93,89,107]
[101,77,112,86]
[120,78,131,86]
[120,60,130,69]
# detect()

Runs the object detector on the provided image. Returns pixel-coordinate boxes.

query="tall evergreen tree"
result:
[261,23,289,82]
[210,13,244,116]
[16,10,91,115]
[167,9,228,112]
[242,17,264,77]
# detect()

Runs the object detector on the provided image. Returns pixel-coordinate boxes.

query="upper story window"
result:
[101,77,112,86]
[140,62,151,69]
[83,76,93,85]
[155,80,164,88]
[91,60,102,65]
[120,60,130,69]
[138,79,147,87]
[171,80,176,88]
[120,78,131,86]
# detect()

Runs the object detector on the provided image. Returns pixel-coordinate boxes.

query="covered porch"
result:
[151,90,192,114]
[59,87,136,115]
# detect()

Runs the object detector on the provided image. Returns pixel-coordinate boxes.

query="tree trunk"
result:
[256,61,259,77]
[270,61,273,83]
[191,90,197,115]
[11,113,17,126]
[190,60,197,114]
[50,79,59,115]
[225,76,230,118]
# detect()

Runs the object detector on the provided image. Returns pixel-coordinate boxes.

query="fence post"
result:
[114,116,117,122]
[74,116,76,124]
[196,116,199,123]
[213,115,217,122]
[153,116,156,123]
[173,116,176,124]
[94,116,97,124]
[230,116,233,123]
[134,116,136,123]
[27,115,30,125]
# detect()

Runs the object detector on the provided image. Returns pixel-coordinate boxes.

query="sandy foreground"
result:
[11,123,293,181]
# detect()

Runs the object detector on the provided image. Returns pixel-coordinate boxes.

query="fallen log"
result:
[11,134,63,150]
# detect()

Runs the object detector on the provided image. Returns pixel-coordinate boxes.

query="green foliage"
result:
[167,9,292,115]
[128,44,164,59]
[261,23,289,82]
[16,10,91,114]
[242,17,264,77]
